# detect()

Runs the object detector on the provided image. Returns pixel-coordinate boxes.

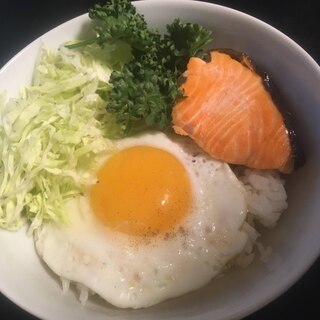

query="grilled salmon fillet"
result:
[172,50,298,173]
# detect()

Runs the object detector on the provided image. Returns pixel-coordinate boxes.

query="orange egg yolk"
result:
[90,146,191,237]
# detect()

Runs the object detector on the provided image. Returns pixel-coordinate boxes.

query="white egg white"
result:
[34,132,249,309]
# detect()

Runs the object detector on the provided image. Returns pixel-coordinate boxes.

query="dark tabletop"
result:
[0,0,319,319]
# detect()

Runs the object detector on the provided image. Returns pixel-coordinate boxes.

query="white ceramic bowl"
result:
[0,1,320,319]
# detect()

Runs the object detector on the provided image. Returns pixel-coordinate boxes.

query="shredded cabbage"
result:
[0,45,119,233]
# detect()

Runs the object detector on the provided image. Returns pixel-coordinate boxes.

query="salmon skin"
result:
[172,49,303,173]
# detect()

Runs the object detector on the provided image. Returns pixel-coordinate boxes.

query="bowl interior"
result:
[0,1,320,320]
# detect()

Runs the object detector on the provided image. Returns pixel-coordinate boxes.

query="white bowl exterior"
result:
[0,1,320,320]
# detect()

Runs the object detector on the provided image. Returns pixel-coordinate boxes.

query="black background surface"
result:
[0,0,319,319]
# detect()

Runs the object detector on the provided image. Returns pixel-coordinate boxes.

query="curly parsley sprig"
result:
[68,0,213,134]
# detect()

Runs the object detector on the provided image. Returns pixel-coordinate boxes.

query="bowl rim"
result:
[0,1,320,320]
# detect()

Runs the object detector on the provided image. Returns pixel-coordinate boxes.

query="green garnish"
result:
[68,0,213,134]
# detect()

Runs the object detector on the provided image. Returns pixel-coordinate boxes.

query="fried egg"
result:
[34,132,248,308]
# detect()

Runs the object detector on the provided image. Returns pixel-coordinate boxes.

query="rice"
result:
[235,168,288,267]
[61,277,70,294]
[235,221,259,268]
[239,168,288,227]
[60,278,93,305]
